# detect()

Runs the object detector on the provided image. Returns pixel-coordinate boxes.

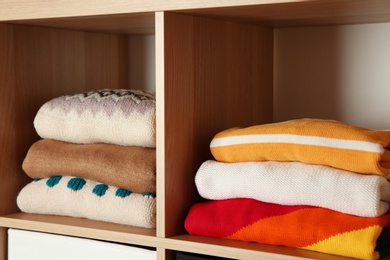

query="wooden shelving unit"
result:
[1,1,390,259]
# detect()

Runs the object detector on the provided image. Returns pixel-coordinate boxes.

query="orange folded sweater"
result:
[210,119,390,176]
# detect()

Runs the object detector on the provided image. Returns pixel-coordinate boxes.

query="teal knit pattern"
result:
[67,177,86,191]
[38,176,157,198]
[116,188,132,198]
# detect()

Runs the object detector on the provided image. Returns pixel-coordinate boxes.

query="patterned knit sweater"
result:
[34,89,156,147]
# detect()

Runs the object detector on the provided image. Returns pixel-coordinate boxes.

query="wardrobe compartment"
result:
[0,11,158,259]
[159,9,390,260]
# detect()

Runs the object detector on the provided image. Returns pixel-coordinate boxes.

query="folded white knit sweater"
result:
[34,89,156,147]
[17,176,156,228]
[195,160,390,217]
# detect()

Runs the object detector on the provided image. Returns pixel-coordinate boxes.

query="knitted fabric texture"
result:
[22,139,156,193]
[184,199,390,260]
[195,160,390,217]
[210,118,390,176]
[17,176,156,228]
[34,89,156,147]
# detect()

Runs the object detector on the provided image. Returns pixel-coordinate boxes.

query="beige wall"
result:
[128,34,156,94]
[274,22,390,129]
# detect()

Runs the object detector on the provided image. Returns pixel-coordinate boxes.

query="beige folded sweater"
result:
[22,139,156,193]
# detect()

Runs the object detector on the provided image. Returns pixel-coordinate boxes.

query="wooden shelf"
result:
[0,213,364,260]
[0,0,349,21]
[163,235,355,260]
[180,0,390,27]
[1,0,390,30]
[8,12,156,34]
[2,213,355,259]
[0,213,158,247]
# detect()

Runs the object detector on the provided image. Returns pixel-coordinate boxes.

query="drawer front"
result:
[8,229,156,260]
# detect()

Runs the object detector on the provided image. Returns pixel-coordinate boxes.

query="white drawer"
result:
[8,229,156,260]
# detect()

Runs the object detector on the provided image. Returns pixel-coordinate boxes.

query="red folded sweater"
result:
[185,199,390,260]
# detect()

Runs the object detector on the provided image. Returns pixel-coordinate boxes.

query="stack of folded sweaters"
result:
[185,118,390,259]
[17,89,156,229]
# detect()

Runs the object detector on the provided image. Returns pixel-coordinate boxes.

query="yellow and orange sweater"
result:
[210,118,390,176]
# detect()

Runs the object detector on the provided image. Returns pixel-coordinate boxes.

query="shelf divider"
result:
[161,11,273,239]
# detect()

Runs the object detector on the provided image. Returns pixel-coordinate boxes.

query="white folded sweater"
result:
[34,89,156,147]
[17,176,156,228]
[195,160,390,217]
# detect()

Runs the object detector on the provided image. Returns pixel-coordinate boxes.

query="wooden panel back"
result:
[0,23,17,260]
[0,23,128,217]
[162,12,273,237]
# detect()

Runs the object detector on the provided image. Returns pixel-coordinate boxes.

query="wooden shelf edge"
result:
[0,213,359,259]
[7,12,157,35]
[0,0,313,22]
[0,213,159,248]
[163,234,357,260]
[2,1,390,28]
